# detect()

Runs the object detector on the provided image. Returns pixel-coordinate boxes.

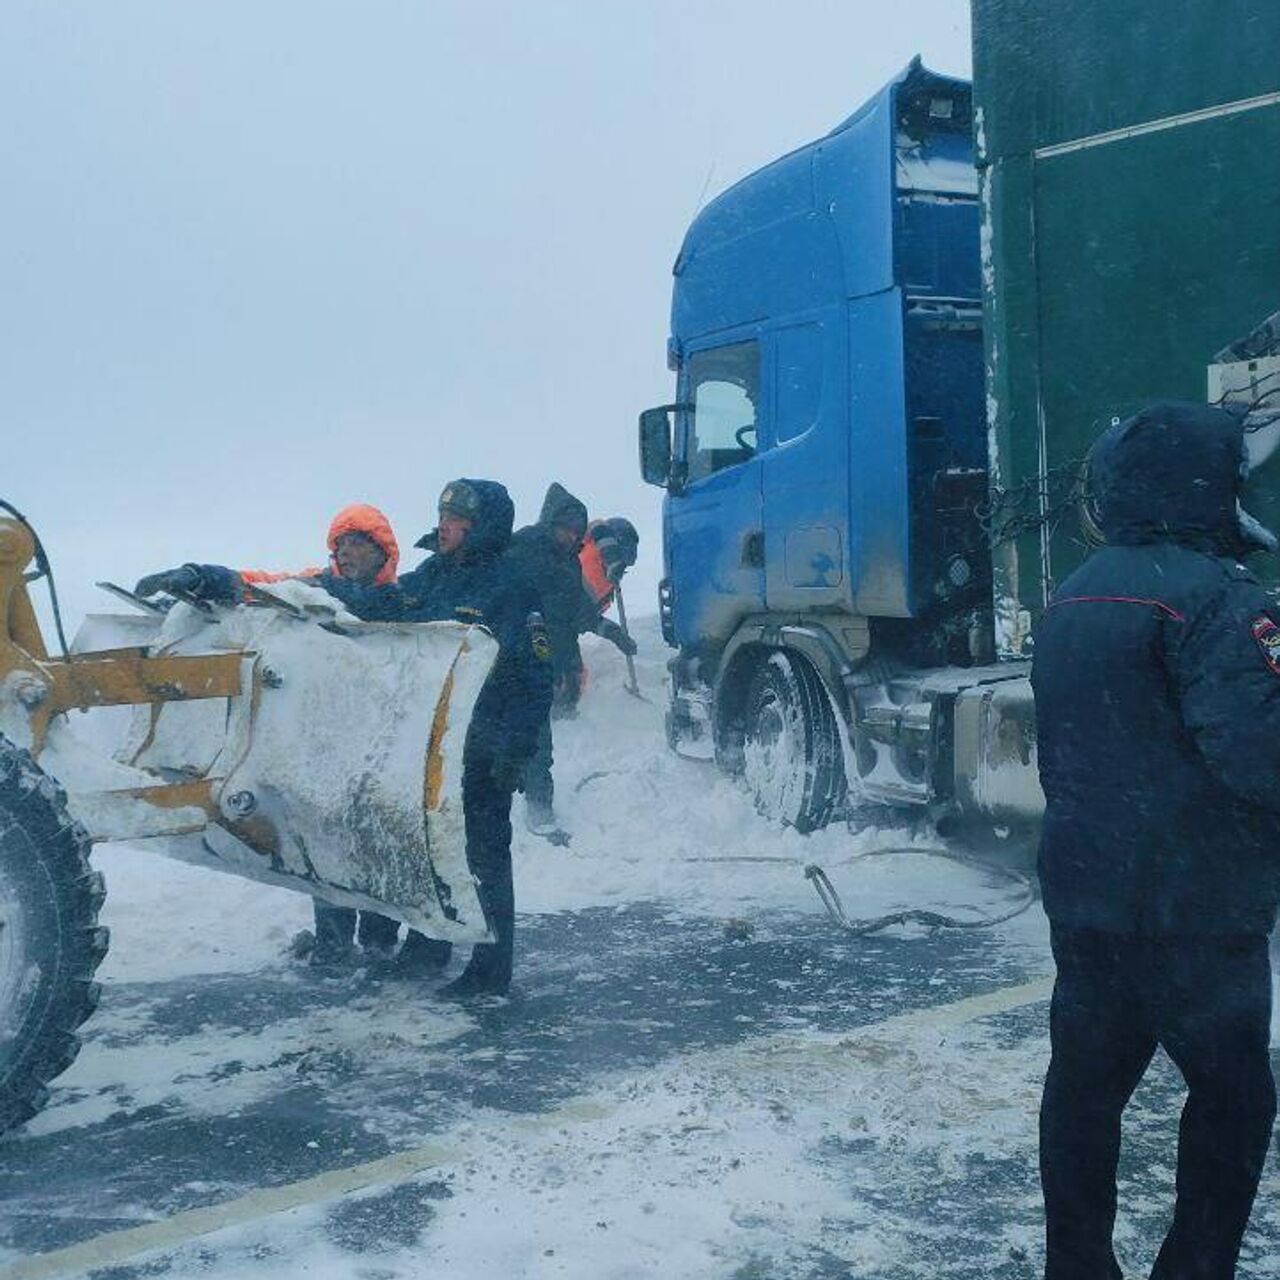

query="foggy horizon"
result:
[2,0,971,627]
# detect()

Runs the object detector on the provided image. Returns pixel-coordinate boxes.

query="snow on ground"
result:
[95,848,312,983]
[82,1003,1051,1280]
[6,615,1280,1279]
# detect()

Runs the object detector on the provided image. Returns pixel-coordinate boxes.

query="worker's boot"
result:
[439,890,513,999]
[356,911,401,964]
[310,901,357,970]
[387,930,453,979]
[438,948,510,999]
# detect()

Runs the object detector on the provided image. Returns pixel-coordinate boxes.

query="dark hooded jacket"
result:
[1032,401,1280,936]
[505,482,602,685]
[320,479,552,764]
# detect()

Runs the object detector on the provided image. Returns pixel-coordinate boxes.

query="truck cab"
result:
[640,60,1041,831]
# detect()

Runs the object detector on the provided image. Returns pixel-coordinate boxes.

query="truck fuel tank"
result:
[949,669,1043,824]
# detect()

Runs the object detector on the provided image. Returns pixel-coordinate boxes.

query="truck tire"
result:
[0,737,107,1135]
[741,651,846,833]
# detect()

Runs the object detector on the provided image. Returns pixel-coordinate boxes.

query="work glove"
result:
[134,564,202,599]
[135,563,243,605]
[597,617,637,657]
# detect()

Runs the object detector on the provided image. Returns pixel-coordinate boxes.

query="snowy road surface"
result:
[3,623,1279,1279]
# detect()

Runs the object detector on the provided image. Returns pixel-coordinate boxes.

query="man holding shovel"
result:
[580,517,642,699]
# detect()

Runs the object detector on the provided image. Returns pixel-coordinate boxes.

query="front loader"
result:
[0,512,497,1135]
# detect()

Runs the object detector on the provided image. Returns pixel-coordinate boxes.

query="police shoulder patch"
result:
[527,610,551,661]
[1250,615,1280,676]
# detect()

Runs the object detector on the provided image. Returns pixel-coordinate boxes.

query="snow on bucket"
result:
[52,586,498,944]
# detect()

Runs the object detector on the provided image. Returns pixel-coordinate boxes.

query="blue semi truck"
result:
[637,30,1280,833]
[638,60,1038,833]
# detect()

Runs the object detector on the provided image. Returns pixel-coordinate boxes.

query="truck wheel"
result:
[741,652,846,833]
[0,737,107,1135]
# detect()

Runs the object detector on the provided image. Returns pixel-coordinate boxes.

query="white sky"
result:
[1,0,972,629]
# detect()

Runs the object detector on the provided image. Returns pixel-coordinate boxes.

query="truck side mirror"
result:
[638,405,677,489]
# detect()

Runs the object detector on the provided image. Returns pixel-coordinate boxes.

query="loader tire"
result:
[0,736,107,1136]
[742,651,846,834]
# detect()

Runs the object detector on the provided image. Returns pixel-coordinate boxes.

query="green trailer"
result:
[973,0,1280,655]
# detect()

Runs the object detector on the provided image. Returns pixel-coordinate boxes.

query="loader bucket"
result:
[46,586,500,944]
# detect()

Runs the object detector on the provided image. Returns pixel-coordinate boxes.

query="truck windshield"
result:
[682,340,760,483]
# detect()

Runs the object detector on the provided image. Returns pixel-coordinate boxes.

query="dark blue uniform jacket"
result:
[505,482,601,685]
[1032,402,1280,937]
[320,480,552,765]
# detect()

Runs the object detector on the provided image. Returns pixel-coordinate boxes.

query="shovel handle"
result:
[614,585,641,696]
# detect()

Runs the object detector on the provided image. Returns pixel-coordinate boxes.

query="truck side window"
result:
[683,341,760,483]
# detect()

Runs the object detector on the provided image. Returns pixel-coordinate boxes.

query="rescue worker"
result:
[579,517,639,614]
[132,503,401,605]
[135,505,404,969]
[505,485,636,834]
[1032,401,1280,1280]
[318,479,552,998]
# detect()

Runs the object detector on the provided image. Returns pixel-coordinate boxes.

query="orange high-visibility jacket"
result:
[579,536,613,613]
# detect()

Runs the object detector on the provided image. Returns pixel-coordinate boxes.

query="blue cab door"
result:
[761,313,852,614]
[666,337,767,649]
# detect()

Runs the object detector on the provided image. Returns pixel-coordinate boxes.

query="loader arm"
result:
[1,517,245,757]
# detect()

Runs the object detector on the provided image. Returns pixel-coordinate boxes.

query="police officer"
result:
[505,483,636,835]
[1032,401,1280,1279]
[320,479,552,997]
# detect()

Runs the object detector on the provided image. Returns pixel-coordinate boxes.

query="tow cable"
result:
[570,773,1036,935]
[804,846,1036,935]
[661,846,1036,936]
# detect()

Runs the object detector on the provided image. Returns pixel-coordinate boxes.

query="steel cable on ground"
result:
[803,846,1036,935]
[595,838,1038,936]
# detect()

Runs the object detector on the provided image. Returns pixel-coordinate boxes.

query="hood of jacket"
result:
[414,478,514,560]
[1089,400,1275,556]
[538,482,588,535]
[588,516,639,565]
[326,503,400,583]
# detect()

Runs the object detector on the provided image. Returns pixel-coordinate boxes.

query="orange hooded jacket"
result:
[240,503,400,588]
[579,536,614,613]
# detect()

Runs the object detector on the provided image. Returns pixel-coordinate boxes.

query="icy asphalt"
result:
[3,626,1279,1280]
